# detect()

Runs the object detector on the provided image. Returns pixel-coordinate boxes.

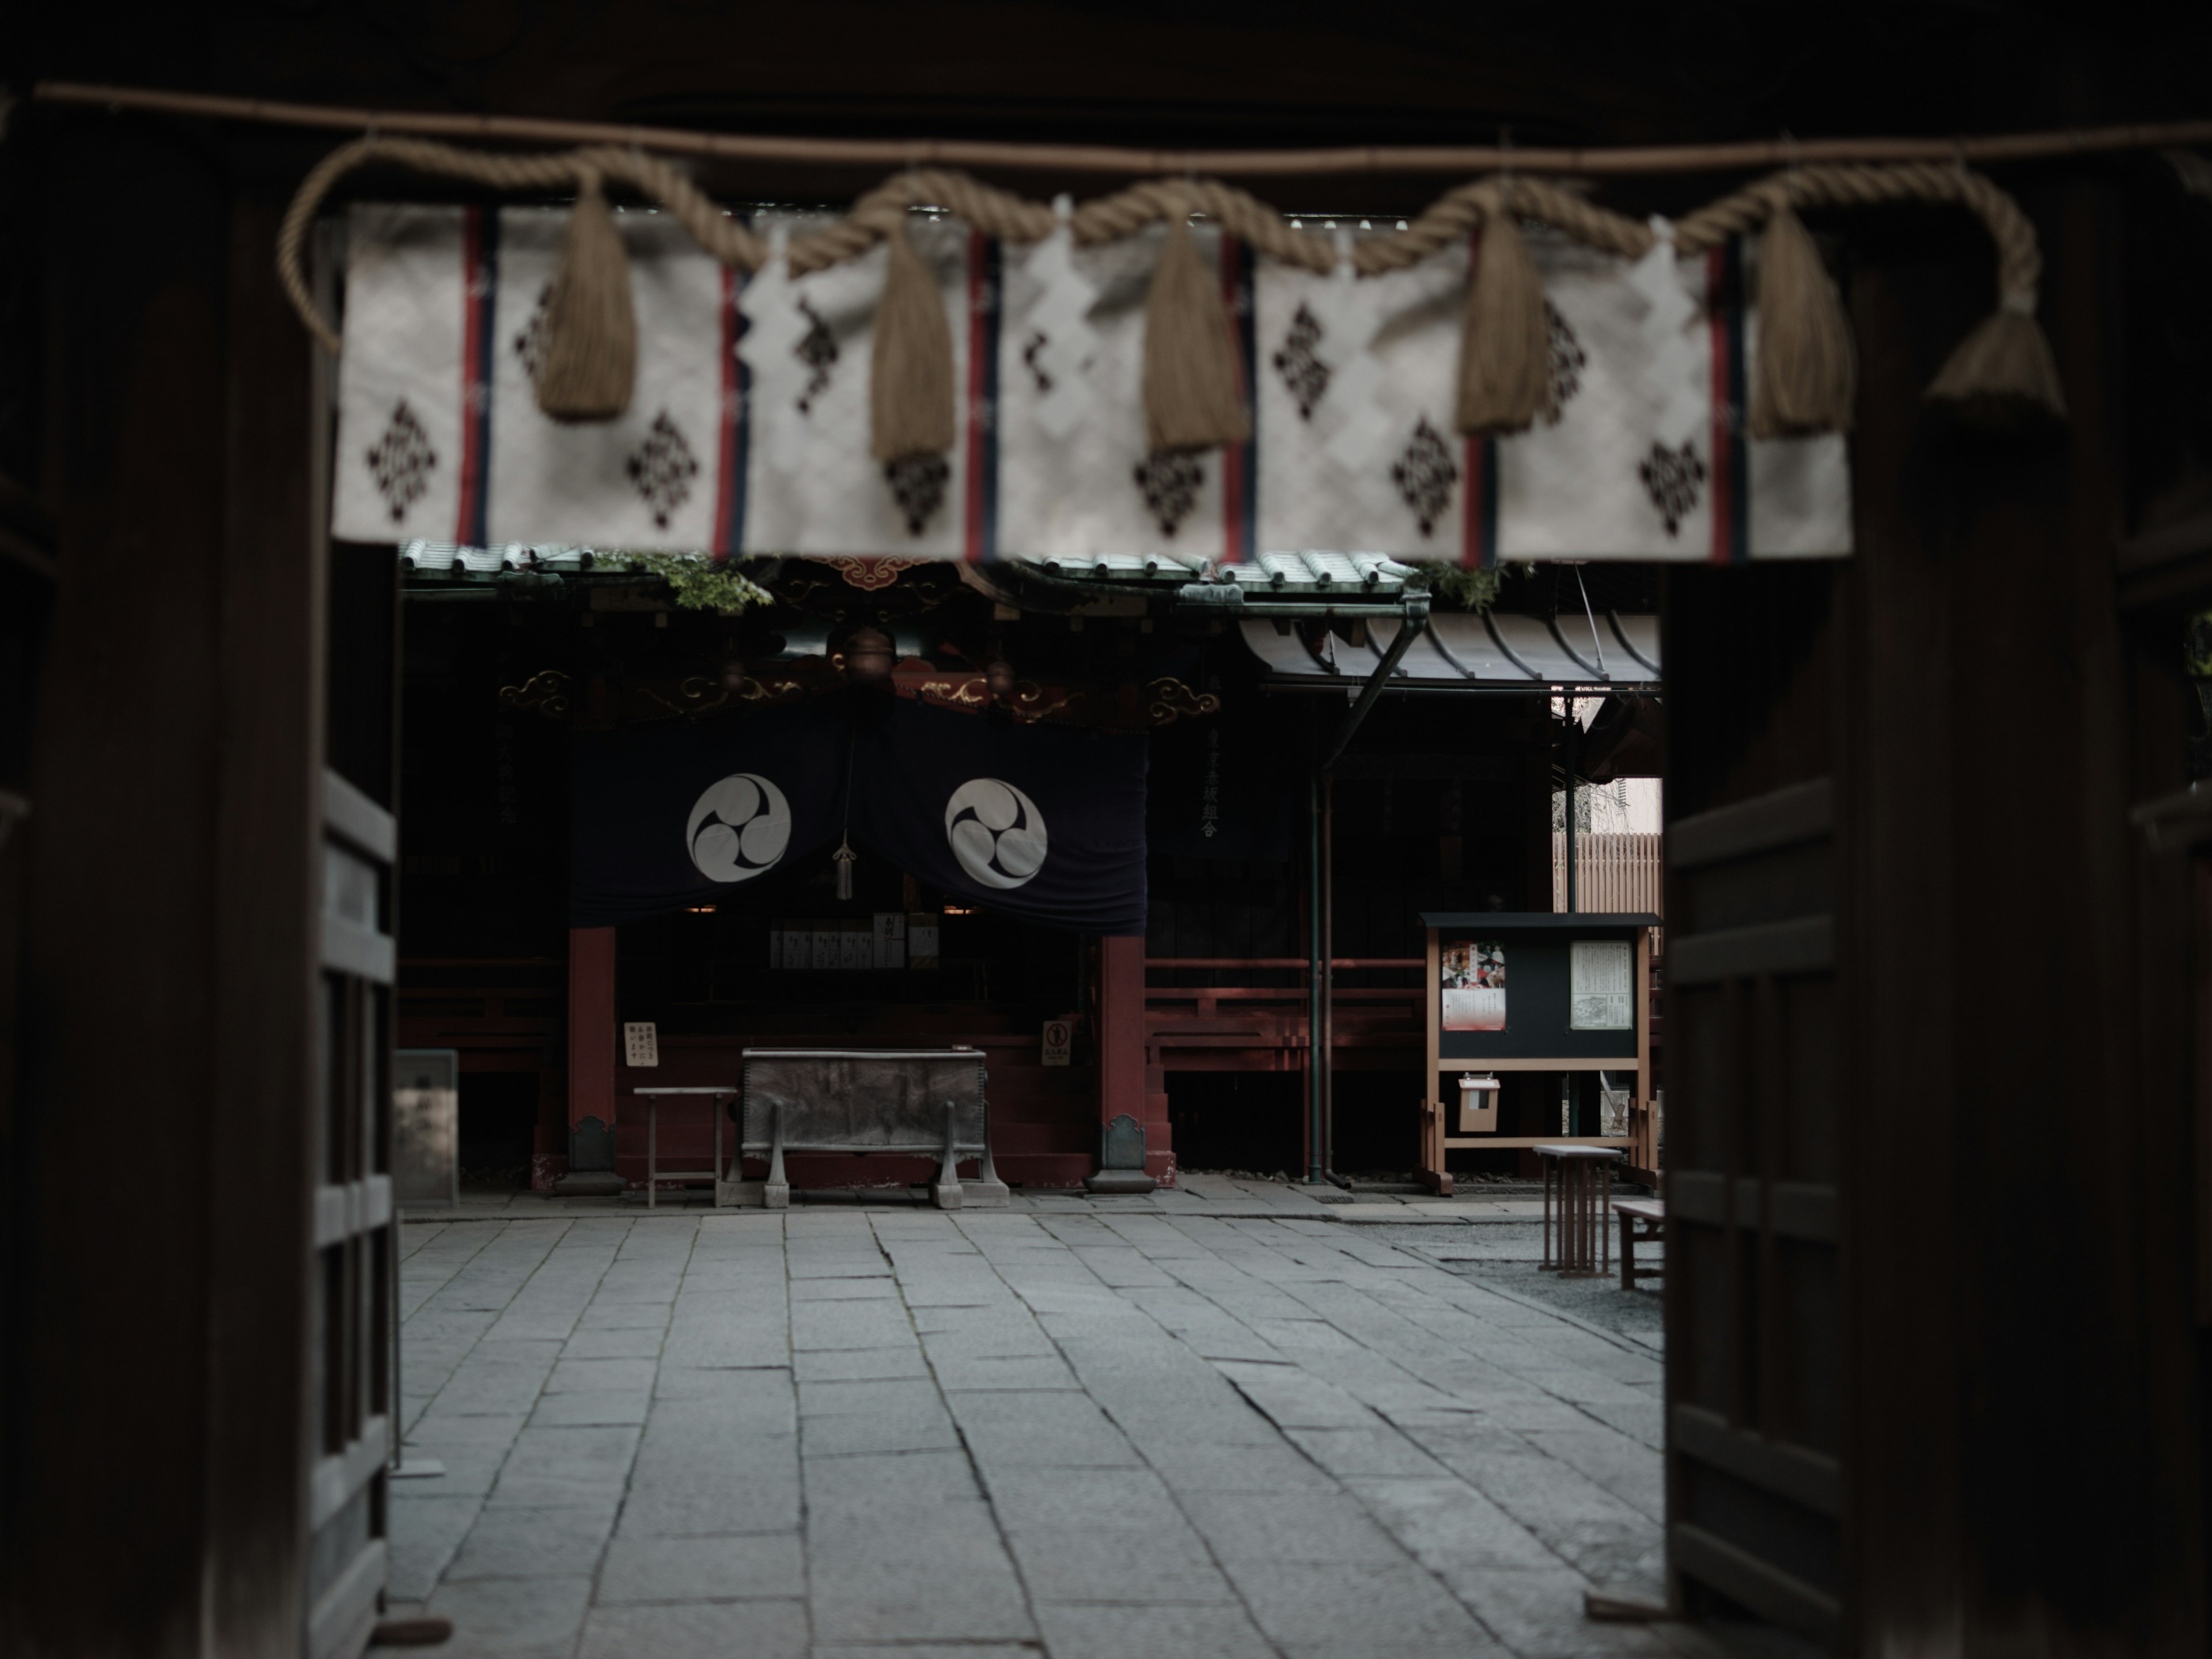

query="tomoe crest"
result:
[945,778,1048,890]
[686,774,791,882]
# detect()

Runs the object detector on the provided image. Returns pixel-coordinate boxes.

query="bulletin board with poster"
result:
[1419,912,1659,1195]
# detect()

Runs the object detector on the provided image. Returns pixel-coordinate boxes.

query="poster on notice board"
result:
[1441,940,1508,1032]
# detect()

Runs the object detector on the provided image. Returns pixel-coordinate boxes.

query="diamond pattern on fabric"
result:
[1133,452,1206,537]
[1637,440,1706,537]
[366,399,437,522]
[626,411,702,529]
[1390,418,1460,537]
[1272,303,1332,420]
[884,453,951,535]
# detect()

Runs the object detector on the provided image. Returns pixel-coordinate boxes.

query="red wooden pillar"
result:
[1091,934,1171,1189]
[557,925,622,1194]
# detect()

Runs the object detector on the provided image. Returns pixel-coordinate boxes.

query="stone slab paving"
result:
[423,1170,1559,1224]
[381,1207,1700,1659]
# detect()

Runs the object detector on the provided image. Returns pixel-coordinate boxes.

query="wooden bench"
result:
[1613,1197,1665,1291]
[722,1047,1007,1210]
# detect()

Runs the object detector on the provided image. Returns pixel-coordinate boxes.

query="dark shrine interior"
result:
[396,556,1662,1188]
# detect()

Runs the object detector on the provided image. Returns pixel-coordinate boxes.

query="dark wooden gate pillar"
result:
[1663,168,2207,1656]
[559,925,622,1194]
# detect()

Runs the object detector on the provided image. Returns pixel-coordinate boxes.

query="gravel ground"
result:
[1361,1220,1665,1351]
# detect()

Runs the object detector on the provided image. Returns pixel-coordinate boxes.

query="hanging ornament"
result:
[842,626,895,685]
[833,838,857,901]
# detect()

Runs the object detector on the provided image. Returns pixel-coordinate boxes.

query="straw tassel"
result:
[1924,288,2067,423]
[535,171,637,423]
[1455,204,1551,436]
[870,221,957,460]
[1750,204,1856,437]
[1142,209,1251,453]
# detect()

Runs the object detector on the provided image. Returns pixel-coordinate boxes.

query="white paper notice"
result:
[1570,940,1634,1030]
[623,1022,661,1067]
[873,912,907,969]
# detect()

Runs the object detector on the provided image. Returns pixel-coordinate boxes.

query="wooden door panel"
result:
[308,768,396,1659]
[1666,778,1842,1647]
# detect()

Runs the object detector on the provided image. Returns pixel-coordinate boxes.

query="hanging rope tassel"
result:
[535,169,638,422]
[1142,207,1251,454]
[1455,199,1551,437]
[870,218,957,461]
[831,709,861,904]
[1750,203,1856,437]
[1925,287,2067,423]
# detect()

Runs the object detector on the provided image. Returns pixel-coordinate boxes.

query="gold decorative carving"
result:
[917,676,991,708]
[677,672,804,711]
[1003,680,1082,724]
[813,556,929,592]
[498,669,572,719]
[1143,677,1221,726]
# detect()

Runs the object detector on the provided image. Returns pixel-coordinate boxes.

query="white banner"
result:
[334,204,1850,563]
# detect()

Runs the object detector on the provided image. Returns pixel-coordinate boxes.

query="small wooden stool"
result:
[1536,1144,1623,1278]
[633,1086,737,1208]
[1613,1196,1665,1291]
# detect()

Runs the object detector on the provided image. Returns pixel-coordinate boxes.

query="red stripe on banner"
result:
[713,266,738,559]
[1461,437,1484,567]
[1218,233,1244,563]
[964,229,987,562]
[1706,245,1734,565]
[456,206,486,544]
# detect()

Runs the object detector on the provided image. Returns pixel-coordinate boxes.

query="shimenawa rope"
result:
[274,137,2065,455]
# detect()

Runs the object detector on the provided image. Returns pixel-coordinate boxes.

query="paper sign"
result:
[1441,940,1507,1032]
[874,912,907,969]
[623,1022,660,1067]
[908,916,941,969]
[1570,940,1634,1030]
[1043,1019,1073,1066]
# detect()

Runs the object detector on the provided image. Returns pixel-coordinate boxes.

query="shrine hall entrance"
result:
[604,845,1100,1194]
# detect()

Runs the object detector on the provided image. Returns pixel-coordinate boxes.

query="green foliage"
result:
[2187,608,2212,678]
[1415,564,1505,613]
[609,552,774,614]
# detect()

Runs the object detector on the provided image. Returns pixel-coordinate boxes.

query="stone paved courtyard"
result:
[384,1194,1690,1659]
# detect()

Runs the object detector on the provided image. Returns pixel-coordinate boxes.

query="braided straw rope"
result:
[277,136,2041,356]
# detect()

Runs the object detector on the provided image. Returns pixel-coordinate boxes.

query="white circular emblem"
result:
[945,778,1048,890]
[685,774,791,882]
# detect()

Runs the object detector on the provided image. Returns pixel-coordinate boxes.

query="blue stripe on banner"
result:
[1479,437,1500,566]
[1233,236,1258,562]
[469,209,498,548]
[1723,236,1749,563]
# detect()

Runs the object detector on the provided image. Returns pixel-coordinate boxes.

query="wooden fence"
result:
[1552,831,1665,916]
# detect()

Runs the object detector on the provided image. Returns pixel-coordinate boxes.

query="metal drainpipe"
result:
[1563,698,1580,914]
[1304,591,1430,1185]
[1321,770,1345,1188]
[1306,764,1324,1184]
